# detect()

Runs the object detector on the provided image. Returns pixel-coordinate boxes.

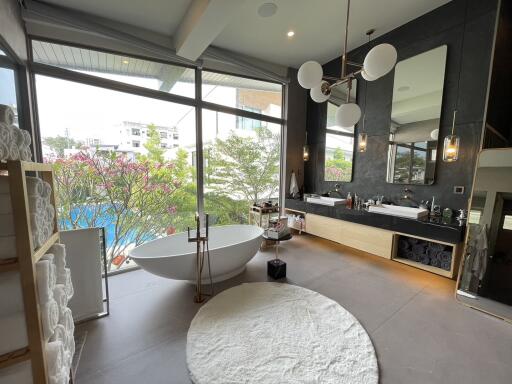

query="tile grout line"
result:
[369,284,428,335]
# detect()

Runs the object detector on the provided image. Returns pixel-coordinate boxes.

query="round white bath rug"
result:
[187,282,378,384]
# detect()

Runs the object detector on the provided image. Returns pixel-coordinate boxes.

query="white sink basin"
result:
[368,204,429,219]
[306,196,346,206]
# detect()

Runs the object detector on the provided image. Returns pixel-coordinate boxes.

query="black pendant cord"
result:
[452,0,469,129]
[361,32,372,134]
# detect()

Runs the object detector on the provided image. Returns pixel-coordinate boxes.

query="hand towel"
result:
[0,105,15,125]
[0,235,16,259]
[0,213,15,236]
[35,259,54,303]
[45,340,65,378]
[32,230,45,249]
[440,250,452,263]
[441,261,451,271]
[40,255,57,289]
[49,369,70,384]
[0,271,24,315]
[53,284,69,315]
[41,298,59,341]
[50,243,67,270]
[30,212,44,234]
[289,171,299,197]
[21,129,31,147]
[50,324,70,353]
[0,193,12,215]
[26,176,44,197]
[0,312,27,356]
[0,360,32,383]
[46,204,55,223]
[0,141,8,162]
[20,146,32,162]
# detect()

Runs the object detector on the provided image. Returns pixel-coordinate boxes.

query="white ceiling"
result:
[39,0,452,68]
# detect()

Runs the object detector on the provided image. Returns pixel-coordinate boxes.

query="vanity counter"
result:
[285,198,465,244]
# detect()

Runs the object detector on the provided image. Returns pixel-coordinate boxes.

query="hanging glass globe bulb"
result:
[297,61,323,89]
[363,43,397,79]
[336,103,361,128]
[310,81,331,103]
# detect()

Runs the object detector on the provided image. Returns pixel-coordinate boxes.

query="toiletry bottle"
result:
[346,192,352,209]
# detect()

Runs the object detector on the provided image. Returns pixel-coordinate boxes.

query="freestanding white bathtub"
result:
[128,225,264,283]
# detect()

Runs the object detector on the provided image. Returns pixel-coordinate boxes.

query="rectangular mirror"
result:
[386,45,447,184]
[456,149,512,321]
[325,80,357,182]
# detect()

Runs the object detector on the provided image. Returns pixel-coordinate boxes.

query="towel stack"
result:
[0,247,76,384]
[0,105,32,162]
[0,176,56,251]
[397,236,453,271]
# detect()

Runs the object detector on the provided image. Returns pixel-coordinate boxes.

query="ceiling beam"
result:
[174,0,245,61]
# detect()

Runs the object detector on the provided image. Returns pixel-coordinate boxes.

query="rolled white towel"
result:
[0,360,33,383]
[0,312,27,356]
[32,229,45,249]
[59,307,75,336]
[49,324,69,352]
[28,195,44,214]
[41,298,59,341]
[57,268,73,300]
[0,213,15,236]
[7,142,19,161]
[41,181,52,202]
[45,340,65,378]
[53,284,68,315]
[26,176,44,197]
[0,272,23,315]
[46,204,56,223]
[0,105,15,125]
[35,259,54,303]
[29,212,44,234]
[0,193,12,215]
[0,235,16,259]
[0,122,12,144]
[49,369,70,384]
[0,141,8,162]
[10,126,24,147]
[20,145,32,162]
[50,243,66,270]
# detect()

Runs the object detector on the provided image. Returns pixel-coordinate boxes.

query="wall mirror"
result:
[386,45,447,185]
[456,149,512,322]
[324,80,357,182]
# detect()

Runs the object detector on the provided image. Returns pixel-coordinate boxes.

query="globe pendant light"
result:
[297,0,397,132]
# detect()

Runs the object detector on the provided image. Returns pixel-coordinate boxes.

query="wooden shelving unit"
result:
[0,160,59,384]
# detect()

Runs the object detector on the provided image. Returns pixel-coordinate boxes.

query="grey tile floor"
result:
[75,234,512,384]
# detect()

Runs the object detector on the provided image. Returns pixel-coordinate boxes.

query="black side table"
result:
[262,233,292,279]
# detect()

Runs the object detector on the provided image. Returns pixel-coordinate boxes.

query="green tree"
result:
[325,148,352,182]
[44,135,83,157]
[142,124,165,163]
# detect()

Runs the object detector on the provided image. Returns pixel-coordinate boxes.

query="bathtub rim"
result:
[128,224,264,260]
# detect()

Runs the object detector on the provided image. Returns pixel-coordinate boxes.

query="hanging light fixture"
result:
[303,132,310,161]
[358,29,374,153]
[443,111,460,162]
[297,0,397,129]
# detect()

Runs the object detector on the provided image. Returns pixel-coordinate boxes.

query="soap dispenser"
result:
[346,192,353,209]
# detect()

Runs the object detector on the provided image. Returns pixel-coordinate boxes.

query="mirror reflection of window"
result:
[324,81,356,182]
[387,45,447,185]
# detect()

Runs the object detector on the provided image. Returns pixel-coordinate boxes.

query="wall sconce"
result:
[443,110,460,162]
[303,132,310,161]
[358,132,368,153]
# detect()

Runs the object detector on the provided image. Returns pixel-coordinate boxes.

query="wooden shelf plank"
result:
[0,258,19,273]
[0,161,53,173]
[393,257,453,278]
[32,232,60,263]
[0,347,30,370]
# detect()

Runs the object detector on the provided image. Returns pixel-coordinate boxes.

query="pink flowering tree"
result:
[52,148,196,270]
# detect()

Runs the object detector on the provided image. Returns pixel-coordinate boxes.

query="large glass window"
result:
[36,75,197,271]
[202,71,282,118]
[202,110,281,225]
[32,41,284,273]
[0,67,19,126]
[32,40,195,98]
